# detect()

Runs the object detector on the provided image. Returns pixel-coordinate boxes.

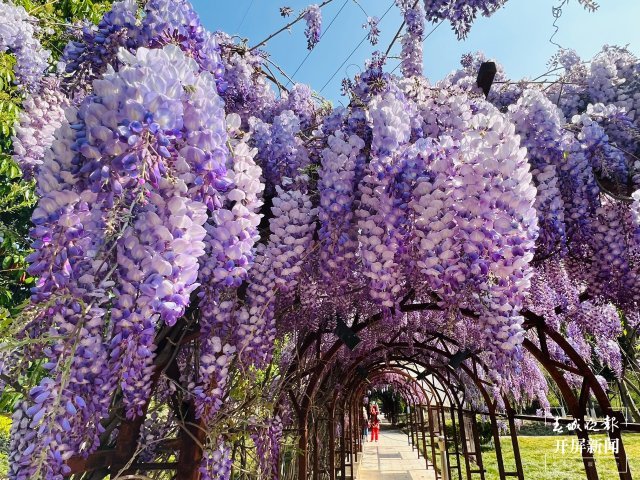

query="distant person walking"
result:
[369,402,379,419]
[369,416,380,442]
[362,405,369,441]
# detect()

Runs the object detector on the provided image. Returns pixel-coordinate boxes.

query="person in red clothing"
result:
[369,416,380,442]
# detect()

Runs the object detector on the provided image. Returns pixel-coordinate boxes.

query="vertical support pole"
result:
[609,411,632,480]
[329,404,336,480]
[506,408,524,480]
[175,403,207,480]
[340,409,346,480]
[488,407,507,480]
[420,405,429,470]
[440,403,452,480]
[352,401,356,463]
[347,403,355,470]
[450,406,463,480]
[428,406,440,480]
[471,413,486,480]
[411,403,420,458]
[458,407,472,480]
[406,405,411,445]
[409,403,415,449]
[575,419,599,480]
[355,401,360,462]
[313,411,319,480]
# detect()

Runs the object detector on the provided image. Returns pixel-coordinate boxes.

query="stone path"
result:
[357,428,437,480]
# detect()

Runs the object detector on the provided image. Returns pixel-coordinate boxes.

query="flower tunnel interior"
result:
[64,300,640,480]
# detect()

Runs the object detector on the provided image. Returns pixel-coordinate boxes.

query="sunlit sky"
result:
[193,0,640,105]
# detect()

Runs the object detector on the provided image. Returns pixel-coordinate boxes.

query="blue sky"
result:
[194,0,640,105]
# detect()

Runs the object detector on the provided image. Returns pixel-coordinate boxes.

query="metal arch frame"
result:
[325,366,436,480]
[340,349,492,480]
[346,365,466,479]
[332,365,437,480]
[523,311,635,479]
[286,305,638,480]
[364,370,433,404]
[62,291,639,479]
[312,350,458,479]
[354,342,523,479]
[286,330,472,479]
[313,341,517,480]
[287,318,528,478]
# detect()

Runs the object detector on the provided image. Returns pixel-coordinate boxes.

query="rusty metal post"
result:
[608,411,631,480]
[488,406,507,480]
[408,403,415,450]
[420,405,429,469]
[313,411,319,480]
[353,401,360,463]
[347,403,355,477]
[353,401,358,471]
[439,403,453,480]
[449,405,463,480]
[472,413,486,480]
[457,406,472,480]
[340,408,346,480]
[329,403,336,480]
[412,402,419,453]
[429,406,441,480]
[506,408,524,480]
[175,404,206,480]
[576,422,599,480]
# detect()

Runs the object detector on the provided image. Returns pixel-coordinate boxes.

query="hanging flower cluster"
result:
[60,0,138,85]
[508,89,567,258]
[0,2,50,90]
[363,16,381,45]
[422,0,507,39]
[399,0,425,77]
[12,78,68,179]
[318,129,365,285]
[303,4,322,50]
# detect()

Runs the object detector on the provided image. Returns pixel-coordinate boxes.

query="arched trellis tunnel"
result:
[279,298,639,480]
[63,294,640,480]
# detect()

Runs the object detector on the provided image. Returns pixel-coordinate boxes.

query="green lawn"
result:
[480,434,640,480]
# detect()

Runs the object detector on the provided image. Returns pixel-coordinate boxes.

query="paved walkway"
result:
[357,428,436,480]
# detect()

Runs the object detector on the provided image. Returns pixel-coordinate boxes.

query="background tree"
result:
[0,0,114,325]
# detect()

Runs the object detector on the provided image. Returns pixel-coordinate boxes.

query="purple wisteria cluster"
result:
[12,78,68,180]
[363,16,381,46]
[508,89,567,258]
[60,0,138,84]
[446,49,640,378]
[399,0,425,77]
[318,129,365,286]
[0,2,50,90]
[200,438,232,480]
[421,0,507,39]
[303,4,322,50]
[356,90,412,310]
